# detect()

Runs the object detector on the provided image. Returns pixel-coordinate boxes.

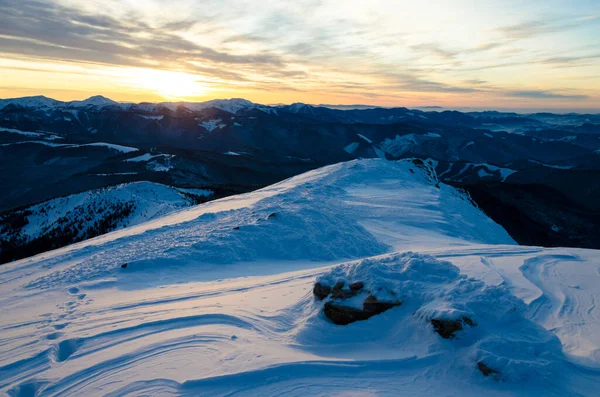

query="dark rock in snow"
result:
[267,212,277,219]
[410,158,425,167]
[121,263,128,269]
[324,302,376,325]
[477,361,500,377]
[330,281,359,299]
[313,282,331,300]
[324,295,400,325]
[315,280,400,324]
[430,317,474,339]
[233,226,240,230]
[362,295,400,313]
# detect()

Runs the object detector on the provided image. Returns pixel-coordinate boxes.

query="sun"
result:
[127,68,208,101]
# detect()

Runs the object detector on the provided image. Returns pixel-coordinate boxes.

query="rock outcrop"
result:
[314,281,401,325]
[430,317,474,339]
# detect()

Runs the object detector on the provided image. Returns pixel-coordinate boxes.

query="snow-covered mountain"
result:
[0,95,270,114]
[1,95,599,252]
[0,182,213,263]
[172,98,271,114]
[0,95,119,110]
[66,95,119,108]
[0,95,62,110]
[2,159,600,396]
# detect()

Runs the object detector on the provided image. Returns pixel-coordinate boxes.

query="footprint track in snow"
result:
[40,286,91,341]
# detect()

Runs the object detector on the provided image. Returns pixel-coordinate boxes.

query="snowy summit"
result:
[1,159,599,396]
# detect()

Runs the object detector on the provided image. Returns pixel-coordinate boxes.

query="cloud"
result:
[0,0,597,106]
[463,79,487,85]
[497,15,600,40]
[0,0,290,77]
[410,43,458,60]
[468,42,505,52]
[540,53,600,67]
[370,71,482,94]
[506,90,588,100]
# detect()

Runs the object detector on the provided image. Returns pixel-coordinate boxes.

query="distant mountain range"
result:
[1,95,599,263]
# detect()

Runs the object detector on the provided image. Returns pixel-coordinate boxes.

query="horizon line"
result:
[1,94,599,115]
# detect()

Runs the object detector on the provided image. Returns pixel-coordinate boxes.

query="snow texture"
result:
[1,182,211,245]
[0,159,599,396]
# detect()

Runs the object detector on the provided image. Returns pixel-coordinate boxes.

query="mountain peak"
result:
[68,95,119,108]
[0,95,62,110]
[286,102,316,114]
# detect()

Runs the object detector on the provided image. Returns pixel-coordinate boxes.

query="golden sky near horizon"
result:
[1,0,599,110]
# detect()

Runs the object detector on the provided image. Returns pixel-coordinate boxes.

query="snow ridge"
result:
[0,159,599,396]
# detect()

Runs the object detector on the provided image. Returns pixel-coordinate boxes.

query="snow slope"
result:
[1,159,599,396]
[9,182,211,241]
[0,182,213,264]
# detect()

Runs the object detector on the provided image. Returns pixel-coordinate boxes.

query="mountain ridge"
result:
[1,95,599,257]
[2,94,599,115]
[1,158,599,396]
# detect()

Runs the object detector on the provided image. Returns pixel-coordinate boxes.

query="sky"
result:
[0,0,599,110]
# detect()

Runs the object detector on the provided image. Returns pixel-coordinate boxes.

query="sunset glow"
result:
[1,0,599,110]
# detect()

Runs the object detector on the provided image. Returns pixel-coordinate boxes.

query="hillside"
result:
[1,159,599,396]
[2,96,599,253]
[0,182,212,263]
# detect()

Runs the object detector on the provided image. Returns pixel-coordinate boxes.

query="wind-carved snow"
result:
[11,159,512,290]
[1,159,599,396]
[307,252,563,382]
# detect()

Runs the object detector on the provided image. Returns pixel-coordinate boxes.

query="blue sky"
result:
[0,0,599,109]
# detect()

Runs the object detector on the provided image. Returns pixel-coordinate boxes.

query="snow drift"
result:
[308,252,562,382]
[1,159,599,396]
